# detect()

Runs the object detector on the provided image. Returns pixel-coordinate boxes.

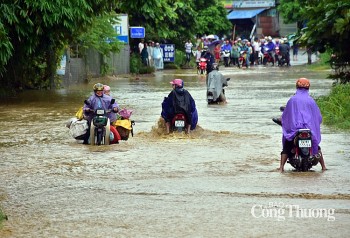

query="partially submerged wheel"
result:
[90,122,95,145]
[104,119,110,145]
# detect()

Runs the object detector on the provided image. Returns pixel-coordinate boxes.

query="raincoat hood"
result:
[207,70,226,101]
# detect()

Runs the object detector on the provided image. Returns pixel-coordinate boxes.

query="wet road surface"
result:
[0,60,350,237]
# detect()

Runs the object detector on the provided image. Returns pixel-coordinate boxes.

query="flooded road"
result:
[0,64,350,237]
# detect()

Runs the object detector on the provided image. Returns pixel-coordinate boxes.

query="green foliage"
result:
[74,12,122,56]
[116,0,232,46]
[306,51,332,71]
[164,63,179,69]
[317,84,350,130]
[139,65,155,74]
[0,207,7,226]
[130,53,142,74]
[279,0,350,84]
[0,1,119,90]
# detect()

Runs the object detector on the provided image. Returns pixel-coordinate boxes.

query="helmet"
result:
[103,85,110,92]
[296,78,310,89]
[170,79,183,87]
[93,83,104,91]
[212,63,219,70]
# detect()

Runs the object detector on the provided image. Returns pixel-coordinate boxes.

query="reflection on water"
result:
[0,66,350,237]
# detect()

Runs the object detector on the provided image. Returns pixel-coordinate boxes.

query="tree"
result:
[278,0,350,83]
[116,0,232,48]
[0,1,120,90]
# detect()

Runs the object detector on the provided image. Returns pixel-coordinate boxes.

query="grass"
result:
[0,207,7,226]
[317,83,350,130]
[306,51,332,71]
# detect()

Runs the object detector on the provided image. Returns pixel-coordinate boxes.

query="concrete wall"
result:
[63,45,130,85]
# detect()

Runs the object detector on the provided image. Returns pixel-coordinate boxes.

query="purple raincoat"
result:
[281,88,322,155]
[83,93,119,123]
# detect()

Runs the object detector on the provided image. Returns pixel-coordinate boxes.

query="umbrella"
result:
[206,34,216,39]
[208,40,222,52]
[208,40,222,46]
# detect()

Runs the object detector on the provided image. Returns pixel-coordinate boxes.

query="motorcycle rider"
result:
[207,63,228,103]
[278,39,291,66]
[161,79,198,134]
[221,40,231,67]
[201,46,215,74]
[83,83,120,144]
[265,36,276,65]
[278,78,327,172]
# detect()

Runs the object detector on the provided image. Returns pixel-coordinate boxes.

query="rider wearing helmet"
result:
[161,79,198,134]
[84,83,119,121]
[278,78,326,172]
[201,46,215,74]
[82,83,120,143]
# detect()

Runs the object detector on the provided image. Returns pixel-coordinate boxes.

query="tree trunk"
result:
[307,48,312,65]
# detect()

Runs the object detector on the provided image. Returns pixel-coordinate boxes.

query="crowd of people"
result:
[188,35,299,69]
[138,39,164,70]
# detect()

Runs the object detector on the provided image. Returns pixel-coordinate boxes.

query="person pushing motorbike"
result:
[82,83,119,144]
[278,78,327,172]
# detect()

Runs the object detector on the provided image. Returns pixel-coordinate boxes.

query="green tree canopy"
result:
[0,0,120,90]
[116,0,232,46]
[1,0,232,91]
[278,0,350,83]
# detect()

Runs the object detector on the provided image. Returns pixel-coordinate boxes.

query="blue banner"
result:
[161,44,175,62]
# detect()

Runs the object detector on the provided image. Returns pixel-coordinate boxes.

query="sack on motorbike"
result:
[115,119,132,140]
[75,107,84,120]
[69,119,89,140]
[119,108,133,119]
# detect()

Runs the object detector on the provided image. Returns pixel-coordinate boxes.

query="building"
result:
[224,0,297,39]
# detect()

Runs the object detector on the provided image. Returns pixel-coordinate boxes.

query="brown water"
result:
[1,65,350,238]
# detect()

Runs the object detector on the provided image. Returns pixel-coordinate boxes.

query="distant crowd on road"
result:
[189,35,300,69]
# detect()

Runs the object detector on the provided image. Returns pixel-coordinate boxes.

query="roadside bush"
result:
[164,63,179,69]
[139,65,155,74]
[0,207,7,226]
[130,53,142,74]
[317,84,350,130]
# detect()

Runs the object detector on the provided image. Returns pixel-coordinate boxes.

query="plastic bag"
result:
[119,108,133,119]
[69,119,88,140]
[75,107,84,120]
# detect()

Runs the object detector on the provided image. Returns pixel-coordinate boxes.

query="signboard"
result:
[113,14,129,44]
[161,44,175,63]
[232,0,275,8]
[130,27,145,38]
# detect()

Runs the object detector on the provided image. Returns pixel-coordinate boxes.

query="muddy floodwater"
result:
[1,64,350,237]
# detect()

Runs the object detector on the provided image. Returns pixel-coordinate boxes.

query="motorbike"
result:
[171,113,188,132]
[262,47,274,66]
[197,57,207,75]
[275,47,289,66]
[272,107,320,171]
[238,51,246,68]
[221,50,231,67]
[84,99,116,146]
[288,129,320,171]
[207,78,230,104]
